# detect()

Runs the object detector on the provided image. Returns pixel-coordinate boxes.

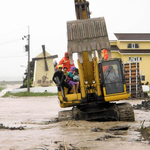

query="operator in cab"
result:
[105,66,119,83]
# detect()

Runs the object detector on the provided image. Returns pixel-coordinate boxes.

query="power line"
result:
[0,54,27,58]
[45,46,58,55]
[0,37,22,46]
[33,47,42,57]
[0,26,28,38]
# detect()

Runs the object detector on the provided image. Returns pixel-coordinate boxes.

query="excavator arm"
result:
[68,0,111,64]
[67,0,111,100]
[74,0,90,19]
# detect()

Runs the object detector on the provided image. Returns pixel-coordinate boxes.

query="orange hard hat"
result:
[65,52,68,56]
[103,49,107,52]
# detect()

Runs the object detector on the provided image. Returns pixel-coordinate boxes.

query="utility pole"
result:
[22,26,30,92]
[27,26,30,92]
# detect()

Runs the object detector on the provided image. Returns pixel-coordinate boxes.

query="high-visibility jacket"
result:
[56,57,74,71]
[103,49,109,60]
[103,49,112,73]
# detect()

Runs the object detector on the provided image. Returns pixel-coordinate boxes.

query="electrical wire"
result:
[45,46,58,55]
[33,47,42,58]
[0,26,28,38]
[0,54,27,58]
[0,37,22,46]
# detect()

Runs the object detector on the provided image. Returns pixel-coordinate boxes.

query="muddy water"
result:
[0,97,150,150]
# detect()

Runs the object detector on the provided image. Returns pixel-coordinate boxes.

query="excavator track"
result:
[58,102,135,122]
[117,102,135,121]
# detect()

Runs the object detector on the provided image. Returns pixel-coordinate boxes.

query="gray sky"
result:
[0,0,150,81]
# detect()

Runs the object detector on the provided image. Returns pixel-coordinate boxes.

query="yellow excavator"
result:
[57,0,135,121]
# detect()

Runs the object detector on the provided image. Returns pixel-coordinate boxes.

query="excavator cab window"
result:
[100,59,125,95]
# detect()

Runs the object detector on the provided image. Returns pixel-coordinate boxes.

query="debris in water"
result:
[43,118,58,124]
[54,141,62,144]
[91,126,130,133]
[133,100,150,110]
[95,135,121,141]
[107,125,130,131]
[138,125,150,143]
[90,127,103,132]
[0,123,26,130]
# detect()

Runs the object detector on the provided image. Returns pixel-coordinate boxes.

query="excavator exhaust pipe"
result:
[67,17,111,64]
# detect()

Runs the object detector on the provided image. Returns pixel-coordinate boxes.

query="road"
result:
[0,96,150,150]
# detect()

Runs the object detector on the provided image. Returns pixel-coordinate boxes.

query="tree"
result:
[20,60,34,88]
[20,60,57,88]
[53,60,58,72]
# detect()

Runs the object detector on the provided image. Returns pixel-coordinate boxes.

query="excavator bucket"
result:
[67,17,111,64]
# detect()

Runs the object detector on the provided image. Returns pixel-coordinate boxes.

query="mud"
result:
[0,97,150,150]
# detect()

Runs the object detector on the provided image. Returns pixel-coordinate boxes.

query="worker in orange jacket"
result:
[103,49,109,60]
[56,52,74,71]
[102,49,112,73]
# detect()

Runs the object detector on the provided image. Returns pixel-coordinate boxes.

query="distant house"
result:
[110,33,150,84]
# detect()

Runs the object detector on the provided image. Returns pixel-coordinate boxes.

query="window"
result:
[127,43,139,48]
[101,60,124,94]
[127,44,132,48]
[134,43,139,48]
[138,57,142,62]
[129,57,142,62]
[141,75,145,81]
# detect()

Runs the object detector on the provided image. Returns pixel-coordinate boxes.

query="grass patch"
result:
[0,87,5,92]
[3,91,58,97]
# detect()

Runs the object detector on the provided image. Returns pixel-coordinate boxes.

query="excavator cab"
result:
[99,58,130,102]
[101,59,124,94]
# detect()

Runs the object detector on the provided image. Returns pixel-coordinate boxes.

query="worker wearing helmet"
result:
[56,52,74,71]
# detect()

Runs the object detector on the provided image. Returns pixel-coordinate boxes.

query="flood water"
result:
[0,96,150,150]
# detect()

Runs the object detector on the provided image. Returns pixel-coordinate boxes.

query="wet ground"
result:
[0,96,150,150]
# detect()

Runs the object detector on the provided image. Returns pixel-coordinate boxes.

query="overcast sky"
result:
[0,0,150,81]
